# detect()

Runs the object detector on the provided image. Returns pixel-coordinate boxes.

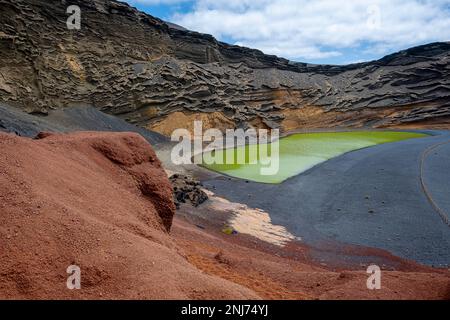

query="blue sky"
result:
[125,0,450,65]
[128,1,194,21]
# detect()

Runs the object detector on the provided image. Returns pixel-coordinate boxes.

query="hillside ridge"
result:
[0,0,449,133]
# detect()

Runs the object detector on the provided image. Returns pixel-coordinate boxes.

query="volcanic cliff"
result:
[1,0,450,135]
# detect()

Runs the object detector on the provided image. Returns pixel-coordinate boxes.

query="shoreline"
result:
[173,205,450,299]
[183,130,450,268]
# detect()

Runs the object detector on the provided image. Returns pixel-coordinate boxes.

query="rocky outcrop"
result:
[0,0,449,133]
[169,174,209,209]
[0,131,258,299]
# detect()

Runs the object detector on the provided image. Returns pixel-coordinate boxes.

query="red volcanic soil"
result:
[172,214,450,300]
[0,131,257,299]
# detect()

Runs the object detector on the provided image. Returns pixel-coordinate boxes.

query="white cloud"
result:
[170,0,450,62]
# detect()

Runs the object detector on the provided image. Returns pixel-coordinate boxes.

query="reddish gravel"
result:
[172,215,450,300]
[0,131,258,299]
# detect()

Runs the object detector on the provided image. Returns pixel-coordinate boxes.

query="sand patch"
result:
[204,190,297,247]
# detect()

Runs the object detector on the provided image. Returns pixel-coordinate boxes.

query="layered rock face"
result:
[1,0,450,134]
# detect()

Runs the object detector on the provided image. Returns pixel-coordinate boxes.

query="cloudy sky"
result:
[125,0,450,65]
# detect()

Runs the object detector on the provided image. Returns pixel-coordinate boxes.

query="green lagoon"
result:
[202,131,428,184]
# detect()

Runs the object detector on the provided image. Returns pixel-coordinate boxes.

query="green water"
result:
[202,131,428,184]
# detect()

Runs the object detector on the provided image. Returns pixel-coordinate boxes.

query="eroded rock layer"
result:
[1,0,450,133]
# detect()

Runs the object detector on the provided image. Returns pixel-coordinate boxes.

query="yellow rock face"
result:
[148,111,235,137]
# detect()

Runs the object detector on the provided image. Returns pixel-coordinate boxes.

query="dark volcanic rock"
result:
[169,174,208,209]
[0,103,168,144]
[0,0,449,131]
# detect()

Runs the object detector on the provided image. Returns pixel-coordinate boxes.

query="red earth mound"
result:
[0,131,258,299]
